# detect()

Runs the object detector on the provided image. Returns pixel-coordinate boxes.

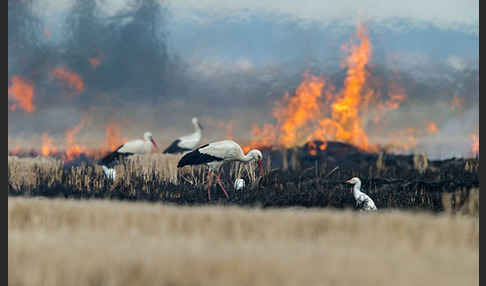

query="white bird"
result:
[99,131,159,167]
[102,165,116,180]
[344,177,378,211]
[163,117,202,154]
[234,178,246,191]
[177,140,263,200]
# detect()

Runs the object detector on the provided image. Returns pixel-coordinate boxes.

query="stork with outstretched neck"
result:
[177,140,263,200]
[163,117,202,154]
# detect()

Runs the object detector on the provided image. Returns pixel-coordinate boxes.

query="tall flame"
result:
[8,76,35,112]
[274,72,325,148]
[315,23,374,151]
[244,23,392,153]
[64,119,88,160]
[50,67,84,94]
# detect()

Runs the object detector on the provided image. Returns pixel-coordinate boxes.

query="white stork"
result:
[99,131,159,167]
[344,177,378,211]
[163,117,202,154]
[177,140,263,200]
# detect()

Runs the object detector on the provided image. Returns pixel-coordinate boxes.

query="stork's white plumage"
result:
[345,177,378,211]
[177,140,263,200]
[163,117,202,154]
[102,165,116,180]
[99,131,159,167]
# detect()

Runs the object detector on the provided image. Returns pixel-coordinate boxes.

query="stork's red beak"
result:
[258,160,264,177]
[345,179,352,183]
[151,139,159,151]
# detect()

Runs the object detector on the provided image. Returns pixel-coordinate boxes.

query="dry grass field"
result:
[8,196,478,286]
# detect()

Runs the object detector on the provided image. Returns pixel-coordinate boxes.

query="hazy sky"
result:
[40,0,478,63]
[44,0,478,29]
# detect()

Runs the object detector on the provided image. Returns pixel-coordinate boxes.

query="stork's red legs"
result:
[206,170,229,200]
[216,170,229,199]
[206,171,213,201]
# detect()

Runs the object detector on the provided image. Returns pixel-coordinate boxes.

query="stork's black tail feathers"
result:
[177,145,222,168]
[98,145,133,167]
[162,139,191,154]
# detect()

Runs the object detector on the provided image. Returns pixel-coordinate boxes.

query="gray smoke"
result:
[8,0,479,159]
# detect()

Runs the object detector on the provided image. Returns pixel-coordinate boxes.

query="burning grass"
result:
[8,196,479,286]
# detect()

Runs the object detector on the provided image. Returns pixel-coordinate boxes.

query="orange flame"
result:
[244,23,389,153]
[426,122,439,134]
[372,83,407,123]
[64,119,88,160]
[50,67,84,94]
[306,141,328,156]
[243,124,278,153]
[472,133,479,157]
[274,72,325,148]
[315,23,375,151]
[8,76,35,112]
[307,141,318,155]
[384,83,407,110]
[41,133,57,156]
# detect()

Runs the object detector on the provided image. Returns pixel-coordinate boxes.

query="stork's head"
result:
[144,132,153,141]
[144,131,159,150]
[247,149,264,177]
[192,117,203,130]
[345,177,361,185]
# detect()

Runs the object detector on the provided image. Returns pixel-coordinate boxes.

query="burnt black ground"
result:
[8,141,479,212]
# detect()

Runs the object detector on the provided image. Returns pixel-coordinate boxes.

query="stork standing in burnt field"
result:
[99,131,159,170]
[177,140,264,200]
[163,117,202,154]
[344,177,378,211]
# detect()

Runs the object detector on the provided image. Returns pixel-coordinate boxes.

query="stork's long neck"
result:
[353,182,362,199]
[240,151,255,162]
[193,123,201,134]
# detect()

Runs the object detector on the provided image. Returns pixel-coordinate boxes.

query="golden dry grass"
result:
[8,154,262,189]
[8,197,478,286]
